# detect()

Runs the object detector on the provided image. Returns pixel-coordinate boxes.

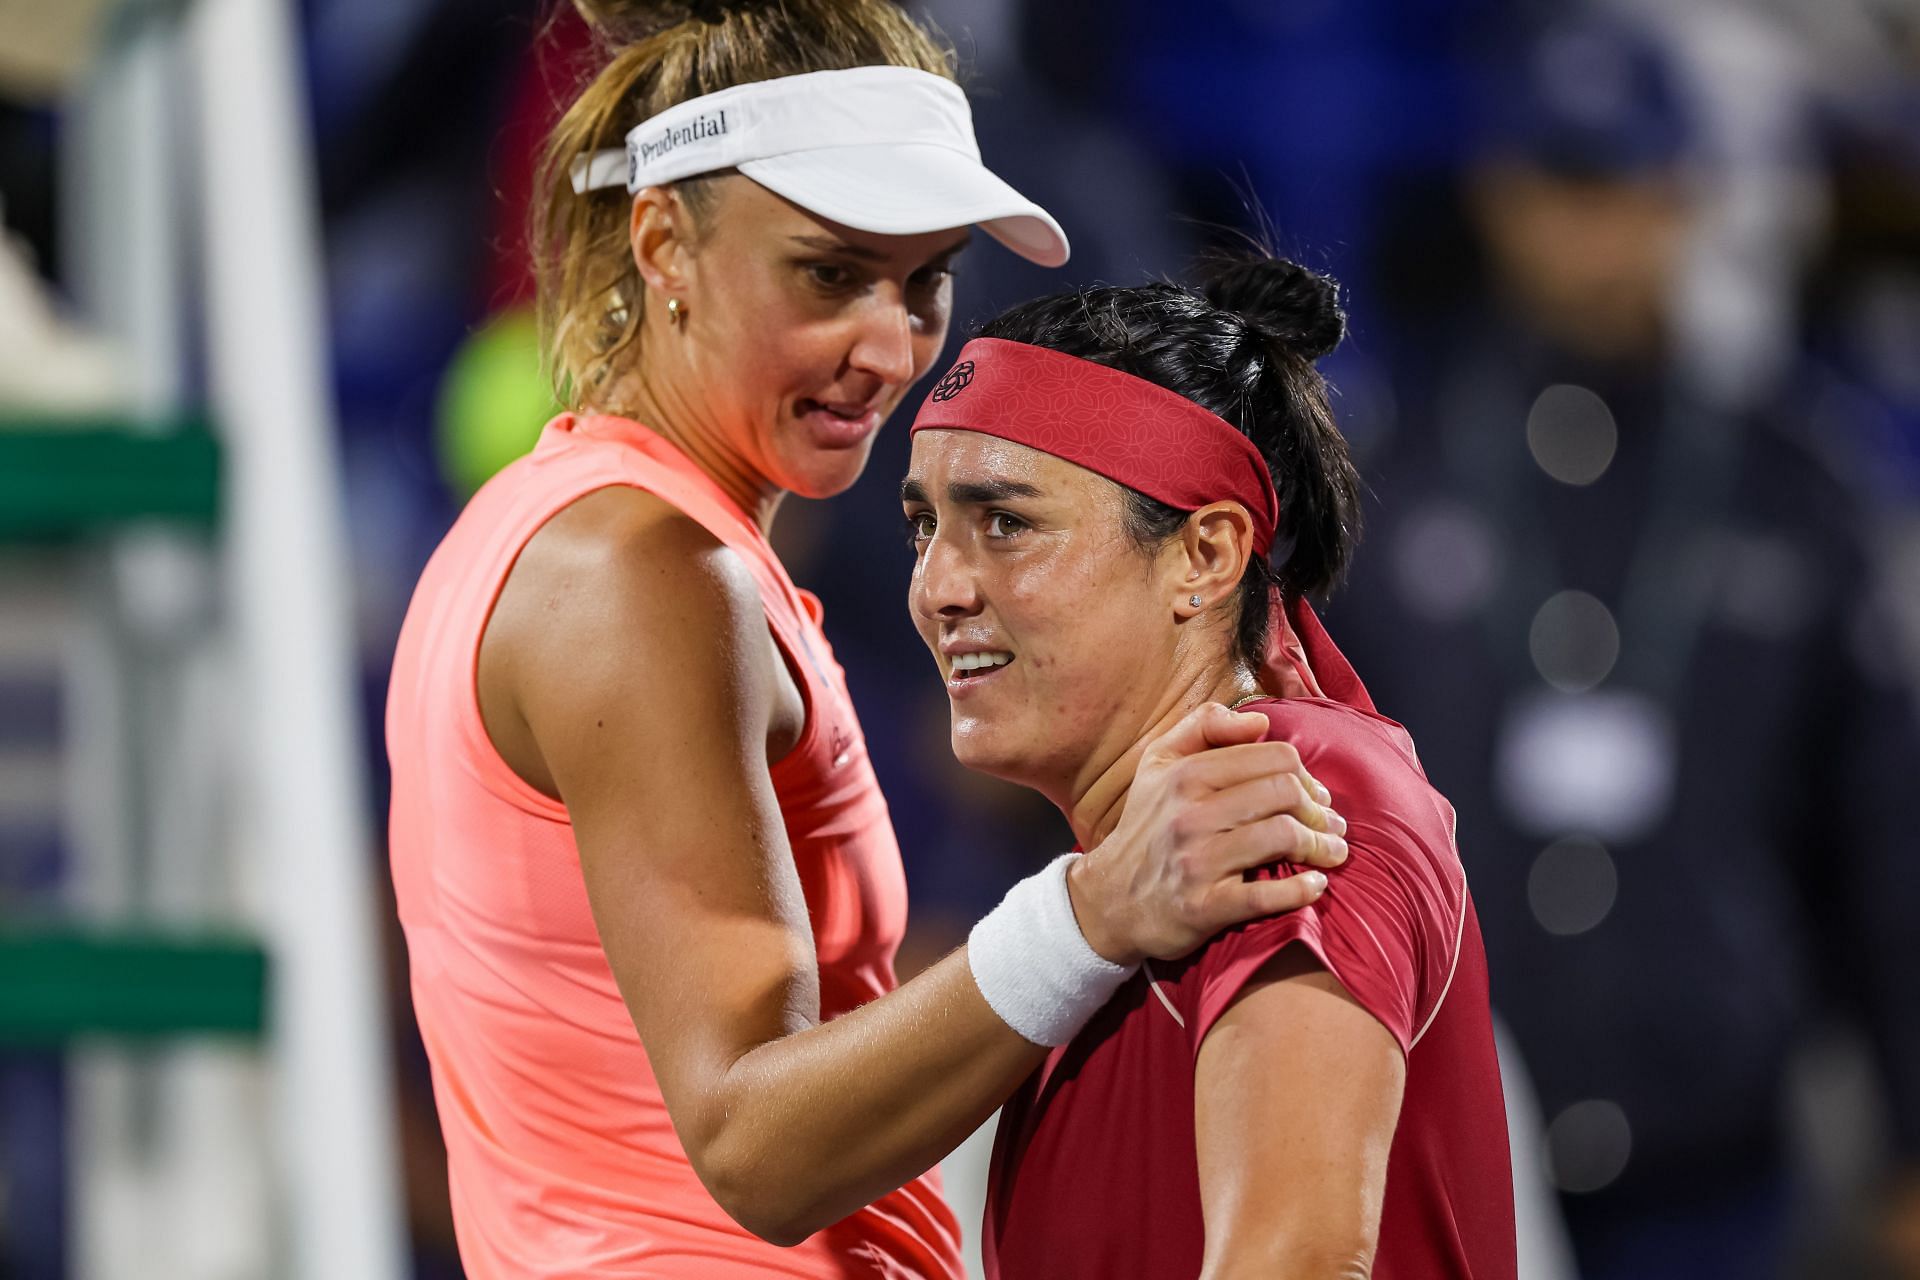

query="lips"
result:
[797,397,883,449]
[949,650,1013,677]
[943,648,1015,697]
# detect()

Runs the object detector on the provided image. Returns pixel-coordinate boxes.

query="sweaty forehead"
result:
[904,428,1110,501]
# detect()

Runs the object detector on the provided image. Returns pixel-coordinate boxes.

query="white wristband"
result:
[968,853,1138,1047]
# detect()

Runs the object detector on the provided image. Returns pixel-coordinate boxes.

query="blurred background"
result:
[1,0,1917,1276]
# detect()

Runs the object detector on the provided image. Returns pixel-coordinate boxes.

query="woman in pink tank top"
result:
[386,4,1350,1276]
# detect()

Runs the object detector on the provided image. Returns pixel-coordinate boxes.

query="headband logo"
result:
[634,108,730,170]
[930,360,975,402]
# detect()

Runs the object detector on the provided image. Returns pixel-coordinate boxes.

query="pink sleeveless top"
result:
[386,413,963,1278]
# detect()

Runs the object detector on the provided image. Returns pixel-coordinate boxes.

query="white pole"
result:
[63,19,212,1280]
[185,0,405,1276]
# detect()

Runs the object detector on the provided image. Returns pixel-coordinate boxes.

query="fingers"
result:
[1197,771,1348,838]
[1210,868,1329,929]
[1209,813,1351,873]
[1144,703,1272,766]
[1167,736,1336,805]
[1195,703,1282,751]
[1166,739,1313,798]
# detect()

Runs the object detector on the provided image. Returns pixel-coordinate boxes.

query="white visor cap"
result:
[570,66,1068,268]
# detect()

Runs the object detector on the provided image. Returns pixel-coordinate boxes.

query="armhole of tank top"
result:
[454,486,617,823]
[764,612,824,776]
[457,479,822,815]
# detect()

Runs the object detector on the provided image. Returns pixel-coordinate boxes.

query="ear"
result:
[628,184,697,309]
[1171,502,1256,618]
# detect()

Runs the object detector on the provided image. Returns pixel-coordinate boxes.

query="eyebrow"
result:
[789,231,973,268]
[900,477,1044,505]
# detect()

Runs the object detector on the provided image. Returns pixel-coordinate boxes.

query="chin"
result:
[949,719,1047,789]
[783,443,878,500]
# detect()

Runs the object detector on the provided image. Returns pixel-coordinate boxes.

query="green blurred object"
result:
[0,417,220,540]
[436,306,561,497]
[0,924,267,1044]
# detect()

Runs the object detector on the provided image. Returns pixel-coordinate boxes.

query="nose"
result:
[848,292,915,387]
[910,527,983,625]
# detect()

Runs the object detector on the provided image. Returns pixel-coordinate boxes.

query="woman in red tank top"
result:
[386,3,1351,1276]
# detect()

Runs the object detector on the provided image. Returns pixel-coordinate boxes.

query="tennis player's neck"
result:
[611,369,786,533]
[1067,667,1263,850]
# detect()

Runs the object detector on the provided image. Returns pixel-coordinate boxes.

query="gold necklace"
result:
[1229,692,1269,710]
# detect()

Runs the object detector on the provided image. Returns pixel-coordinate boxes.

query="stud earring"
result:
[666,297,685,326]
[1188,594,1203,609]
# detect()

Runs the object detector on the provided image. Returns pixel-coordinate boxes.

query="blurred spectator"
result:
[1332,10,1920,1279]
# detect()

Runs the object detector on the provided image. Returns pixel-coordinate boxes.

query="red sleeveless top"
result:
[386,413,963,1278]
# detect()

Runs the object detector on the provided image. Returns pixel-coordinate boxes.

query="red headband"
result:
[909,338,1283,556]
[910,336,1378,717]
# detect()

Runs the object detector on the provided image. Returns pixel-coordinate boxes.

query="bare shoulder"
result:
[513,484,750,606]
[485,486,766,696]
[480,484,788,796]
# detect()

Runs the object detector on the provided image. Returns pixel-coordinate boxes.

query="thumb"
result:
[1143,702,1269,766]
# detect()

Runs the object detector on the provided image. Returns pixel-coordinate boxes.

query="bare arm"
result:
[1194,947,1407,1280]
[483,488,1346,1244]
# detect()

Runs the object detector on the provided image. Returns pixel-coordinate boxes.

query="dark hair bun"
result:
[1201,255,1346,362]
[974,258,1364,617]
